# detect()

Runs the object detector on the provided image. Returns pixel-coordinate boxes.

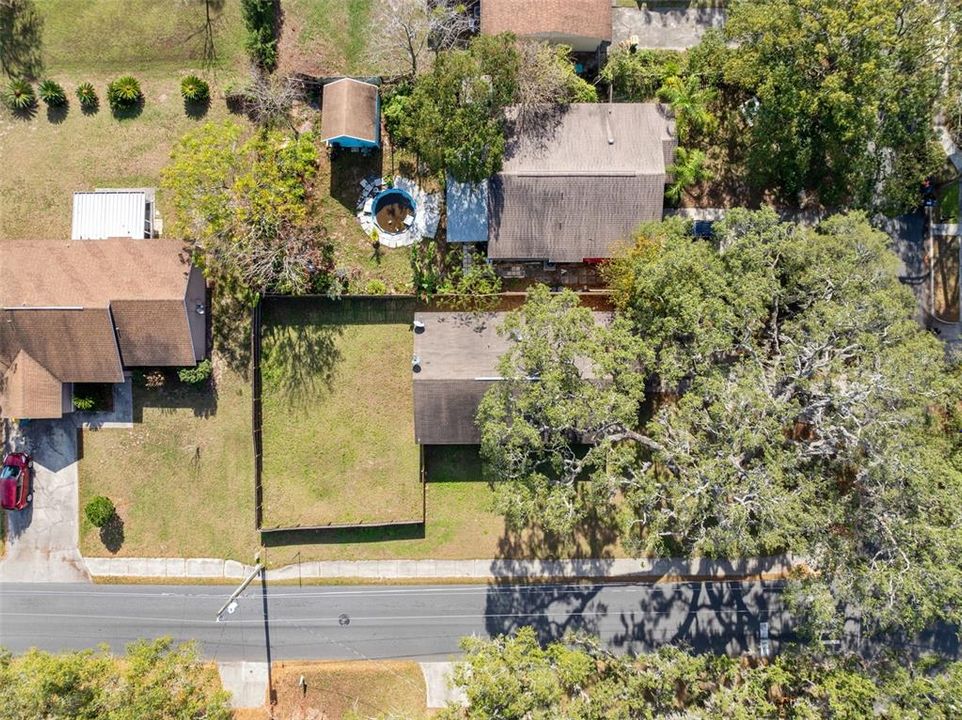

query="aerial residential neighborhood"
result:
[1,0,962,718]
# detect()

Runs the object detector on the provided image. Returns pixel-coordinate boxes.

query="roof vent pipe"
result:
[606,107,615,145]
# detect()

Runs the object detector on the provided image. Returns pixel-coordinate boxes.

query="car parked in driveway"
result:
[1,453,32,511]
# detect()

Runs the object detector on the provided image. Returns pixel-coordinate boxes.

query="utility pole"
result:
[215,553,263,621]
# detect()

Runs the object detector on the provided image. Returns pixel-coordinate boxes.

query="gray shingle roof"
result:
[487,103,676,263]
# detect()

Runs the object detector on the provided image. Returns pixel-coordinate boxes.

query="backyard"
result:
[258,297,423,528]
[0,0,249,240]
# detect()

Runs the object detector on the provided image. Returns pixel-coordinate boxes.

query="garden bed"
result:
[258,296,423,529]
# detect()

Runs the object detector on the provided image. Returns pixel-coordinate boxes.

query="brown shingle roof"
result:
[412,310,611,444]
[111,299,196,367]
[481,0,612,45]
[0,350,64,419]
[320,78,379,145]
[0,238,201,418]
[488,104,676,262]
[0,238,192,307]
[0,308,125,384]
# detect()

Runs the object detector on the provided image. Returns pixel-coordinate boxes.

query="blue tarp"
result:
[445,175,489,243]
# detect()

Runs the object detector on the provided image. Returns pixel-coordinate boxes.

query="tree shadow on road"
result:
[609,579,785,656]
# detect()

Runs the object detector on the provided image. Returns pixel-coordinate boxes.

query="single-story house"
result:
[481,0,612,54]
[447,103,676,266]
[72,188,159,240]
[320,78,380,150]
[412,310,610,445]
[0,238,206,420]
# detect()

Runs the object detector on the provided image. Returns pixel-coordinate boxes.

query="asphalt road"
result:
[0,579,789,661]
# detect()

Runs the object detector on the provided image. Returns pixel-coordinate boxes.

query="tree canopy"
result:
[391,34,596,182]
[478,210,962,638]
[162,121,335,299]
[441,627,962,720]
[722,0,944,210]
[0,638,231,720]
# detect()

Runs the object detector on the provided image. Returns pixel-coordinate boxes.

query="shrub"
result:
[2,78,35,110]
[178,359,212,385]
[75,81,98,108]
[106,75,142,112]
[72,396,96,411]
[241,0,278,71]
[364,278,388,295]
[85,496,115,528]
[142,369,166,388]
[180,75,210,103]
[38,79,67,106]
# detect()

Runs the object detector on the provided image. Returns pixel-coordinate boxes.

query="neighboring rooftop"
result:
[320,78,380,147]
[481,0,612,52]
[71,189,155,240]
[487,103,676,263]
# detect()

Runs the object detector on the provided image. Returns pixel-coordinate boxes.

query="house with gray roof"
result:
[446,103,676,273]
[412,309,610,445]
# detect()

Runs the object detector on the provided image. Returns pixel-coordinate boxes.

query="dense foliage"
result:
[162,121,334,298]
[722,0,944,211]
[178,359,212,385]
[84,495,115,527]
[179,74,209,103]
[240,0,278,72]
[410,241,501,308]
[442,628,962,719]
[392,34,594,182]
[478,210,962,638]
[0,638,231,719]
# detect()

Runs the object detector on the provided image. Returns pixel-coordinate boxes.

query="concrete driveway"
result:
[0,419,89,582]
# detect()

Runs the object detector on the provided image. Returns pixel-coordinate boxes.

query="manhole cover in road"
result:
[338,613,351,626]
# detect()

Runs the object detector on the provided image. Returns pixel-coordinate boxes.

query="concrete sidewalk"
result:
[82,554,796,581]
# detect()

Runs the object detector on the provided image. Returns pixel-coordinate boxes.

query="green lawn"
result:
[259,298,422,528]
[280,0,374,75]
[78,367,258,559]
[34,0,248,73]
[0,73,249,240]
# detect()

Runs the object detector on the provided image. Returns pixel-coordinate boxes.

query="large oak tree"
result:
[479,210,962,638]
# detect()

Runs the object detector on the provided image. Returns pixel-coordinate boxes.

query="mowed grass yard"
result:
[259,298,423,528]
[0,0,249,241]
[78,368,257,559]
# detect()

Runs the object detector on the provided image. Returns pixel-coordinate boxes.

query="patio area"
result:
[356,176,441,248]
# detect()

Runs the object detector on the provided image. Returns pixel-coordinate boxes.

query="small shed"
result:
[445,174,489,244]
[71,188,156,240]
[320,78,380,149]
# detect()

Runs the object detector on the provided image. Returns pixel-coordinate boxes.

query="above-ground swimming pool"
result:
[373,188,416,235]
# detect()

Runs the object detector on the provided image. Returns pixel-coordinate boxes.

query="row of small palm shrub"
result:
[2,75,210,113]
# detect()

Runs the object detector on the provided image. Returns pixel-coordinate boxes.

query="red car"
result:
[1,452,32,511]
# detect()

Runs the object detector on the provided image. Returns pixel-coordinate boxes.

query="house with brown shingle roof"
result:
[481,0,612,53]
[0,238,206,419]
